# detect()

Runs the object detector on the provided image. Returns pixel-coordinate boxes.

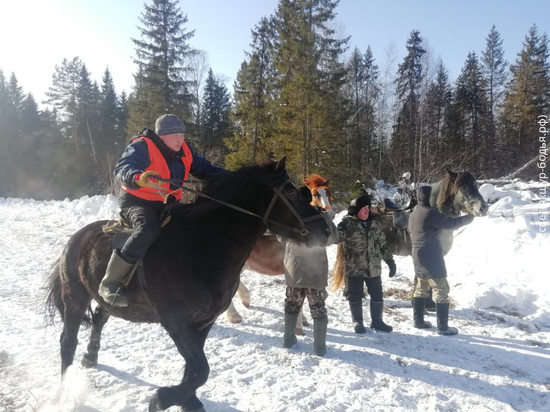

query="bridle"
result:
[152,177,325,236]
[263,180,325,235]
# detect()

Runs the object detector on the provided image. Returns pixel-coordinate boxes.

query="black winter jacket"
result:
[407,186,474,278]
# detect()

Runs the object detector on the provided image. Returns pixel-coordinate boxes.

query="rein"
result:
[152,176,323,235]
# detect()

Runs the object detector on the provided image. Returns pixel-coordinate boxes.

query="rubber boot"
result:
[313,316,328,356]
[98,251,136,307]
[349,300,366,334]
[413,297,433,329]
[436,303,458,335]
[283,312,299,348]
[425,289,436,312]
[369,301,393,332]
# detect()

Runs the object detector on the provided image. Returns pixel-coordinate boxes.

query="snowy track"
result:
[0,195,548,412]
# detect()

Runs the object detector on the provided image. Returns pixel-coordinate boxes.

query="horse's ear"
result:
[446,169,458,179]
[276,156,287,172]
[325,178,330,186]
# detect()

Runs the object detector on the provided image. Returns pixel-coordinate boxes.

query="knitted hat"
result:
[348,194,371,216]
[155,114,186,136]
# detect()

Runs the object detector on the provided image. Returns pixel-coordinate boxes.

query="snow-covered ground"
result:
[0,186,549,412]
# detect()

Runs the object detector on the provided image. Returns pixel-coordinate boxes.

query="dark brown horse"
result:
[46,159,331,412]
[225,174,334,332]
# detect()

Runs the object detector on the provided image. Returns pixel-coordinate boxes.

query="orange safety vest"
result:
[123,137,193,202]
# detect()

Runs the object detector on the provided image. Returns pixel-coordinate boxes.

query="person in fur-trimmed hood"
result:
[331,194,396,333]
[408,185,474,335]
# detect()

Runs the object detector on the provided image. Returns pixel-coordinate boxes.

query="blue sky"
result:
[1,0,547,107]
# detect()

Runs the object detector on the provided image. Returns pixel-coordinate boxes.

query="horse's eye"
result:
[287,189,297,197]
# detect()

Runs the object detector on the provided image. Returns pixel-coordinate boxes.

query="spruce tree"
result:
[45,57,83,156]
[227,17,276,168]
[392,30,425,179]
[453,52,487,175]
[271,0,348,181]
[501,24,550,170]
[422,60,451,178]
[20,93,42,135]
[200,69,231,163]
[128,0,195,133]
[481,25,507,174]
[344,46,380,185]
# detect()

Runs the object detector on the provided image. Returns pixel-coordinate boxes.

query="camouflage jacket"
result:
[337,215,393,278]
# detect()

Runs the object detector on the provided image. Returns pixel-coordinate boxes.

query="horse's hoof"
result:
[295,328,305,336]
[229,316,242,324]
[242,301,250,309]
[81,353,97,368]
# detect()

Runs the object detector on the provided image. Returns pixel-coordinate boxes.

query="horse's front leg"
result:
[82,305,110,367]
[149,323,213,412]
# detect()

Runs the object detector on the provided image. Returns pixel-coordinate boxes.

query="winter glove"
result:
[135,171,161,188]
[385,258,396,278]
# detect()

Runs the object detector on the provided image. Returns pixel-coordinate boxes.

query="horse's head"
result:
[304,174,335,219]
[436,170,488,217]
[262,159,332,247]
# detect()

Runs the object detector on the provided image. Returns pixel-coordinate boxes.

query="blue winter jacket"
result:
[115,129,226,191]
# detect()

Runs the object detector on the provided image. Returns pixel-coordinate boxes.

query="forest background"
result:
[0,0,548,201]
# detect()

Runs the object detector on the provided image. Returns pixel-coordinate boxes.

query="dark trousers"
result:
[119,193,166,263]
[344,275,383,303]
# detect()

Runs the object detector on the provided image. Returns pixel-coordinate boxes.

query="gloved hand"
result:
[135,171,161,188]
[385,258,396,277]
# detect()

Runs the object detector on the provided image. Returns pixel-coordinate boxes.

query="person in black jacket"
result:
[98,114,226,307]
[407,186,474,335]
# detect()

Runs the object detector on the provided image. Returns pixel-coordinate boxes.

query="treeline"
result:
[0,0,548,200]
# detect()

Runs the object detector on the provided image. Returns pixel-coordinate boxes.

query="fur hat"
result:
[155,114,186,136]
[348,194,371,216]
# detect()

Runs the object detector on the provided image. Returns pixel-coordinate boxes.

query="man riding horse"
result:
[99,114,226,307]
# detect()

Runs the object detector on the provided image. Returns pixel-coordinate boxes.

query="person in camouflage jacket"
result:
[336,194,396,333]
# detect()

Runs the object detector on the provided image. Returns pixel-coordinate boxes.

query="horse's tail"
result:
[329,243,345,292]
[46,259,64,325]
[46,259,92,327]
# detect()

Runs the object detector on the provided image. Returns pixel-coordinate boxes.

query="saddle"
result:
[101,215,172,290]
[102,216,172,248]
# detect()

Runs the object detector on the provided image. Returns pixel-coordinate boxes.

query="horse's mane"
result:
[304,174,328,189]
[172,161,287,219]
[436,171,476,210]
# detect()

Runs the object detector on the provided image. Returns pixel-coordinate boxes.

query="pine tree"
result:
[392,30,425,179]
[128,0,195,133]
[481,25,508,174]
[501,24,550,170]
